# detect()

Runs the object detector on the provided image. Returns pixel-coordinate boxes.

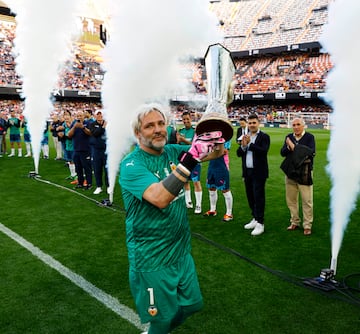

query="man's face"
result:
[96,112,103,122]
[240,120,247,128]
[248,118,259,133]
[182,114,192,129]
[136,110,167,153]
[76,112,85,122]
[292,119,304,136]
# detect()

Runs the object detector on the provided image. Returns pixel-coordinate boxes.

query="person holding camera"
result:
[67,111,92,190]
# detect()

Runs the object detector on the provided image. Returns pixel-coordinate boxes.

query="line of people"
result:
[56,109,109,194]
[171,111,316,237]
[0,107,109,195]
[0,107,48,158]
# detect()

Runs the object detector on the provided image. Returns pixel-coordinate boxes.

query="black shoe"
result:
[74,184,83,189]
[84,184,92,190]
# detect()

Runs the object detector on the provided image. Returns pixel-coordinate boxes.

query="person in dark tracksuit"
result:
[89,110,109,195]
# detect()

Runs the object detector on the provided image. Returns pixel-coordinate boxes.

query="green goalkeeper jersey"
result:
[120,144,191,272]
[8,117,21,135]
[178,126,195,145]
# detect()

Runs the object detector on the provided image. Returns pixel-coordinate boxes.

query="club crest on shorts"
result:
[148,305,158,316]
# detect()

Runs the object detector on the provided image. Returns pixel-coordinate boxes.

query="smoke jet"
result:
[320,1,360,274]
[100,0,222,200]
[5,0,83,174]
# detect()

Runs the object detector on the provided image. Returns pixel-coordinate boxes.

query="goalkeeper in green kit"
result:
[120,104,225,334]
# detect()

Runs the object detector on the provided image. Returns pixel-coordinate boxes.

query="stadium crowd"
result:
[0,11,333,95]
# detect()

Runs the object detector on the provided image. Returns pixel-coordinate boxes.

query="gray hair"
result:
[132,103,168,133]
[292,117,305,126]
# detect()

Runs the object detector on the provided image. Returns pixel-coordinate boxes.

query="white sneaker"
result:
[251,222,264,236]
[8,153,15,157]
[93,187,102,195]
[194,205,201,214]
[244,218,257,229]
[25,153,31,157]
[186,202,193,209]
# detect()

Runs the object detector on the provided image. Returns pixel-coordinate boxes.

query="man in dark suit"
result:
[236,117,248,143]
[236,114,270,236]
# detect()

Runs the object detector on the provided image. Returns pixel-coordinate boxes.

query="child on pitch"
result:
[203,140,234,222]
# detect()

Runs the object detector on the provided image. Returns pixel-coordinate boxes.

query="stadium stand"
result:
[0,0,333,127]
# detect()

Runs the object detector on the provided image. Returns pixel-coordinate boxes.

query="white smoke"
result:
[320,1,360,270]
[5,0,84,173]
[101,0,222,197]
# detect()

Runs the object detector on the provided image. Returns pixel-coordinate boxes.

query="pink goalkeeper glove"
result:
[188,131,225,161]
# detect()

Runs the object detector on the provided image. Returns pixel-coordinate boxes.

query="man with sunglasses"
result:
[280,117,316,235]
[237,113,270,236]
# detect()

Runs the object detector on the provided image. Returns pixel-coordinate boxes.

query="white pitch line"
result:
[0,222,147,332]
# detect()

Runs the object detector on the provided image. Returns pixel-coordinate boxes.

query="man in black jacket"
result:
[280,117,315,235]
[237,114,270,236]
[89,110,108,195]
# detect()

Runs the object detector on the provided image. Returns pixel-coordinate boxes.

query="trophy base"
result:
[196,113,234,142]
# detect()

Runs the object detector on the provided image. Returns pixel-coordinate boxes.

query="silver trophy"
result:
[196,43,235,141]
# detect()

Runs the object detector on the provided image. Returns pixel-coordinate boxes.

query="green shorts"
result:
[129,253,203,324]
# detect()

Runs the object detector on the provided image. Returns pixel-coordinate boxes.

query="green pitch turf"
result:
[0,127,359,334]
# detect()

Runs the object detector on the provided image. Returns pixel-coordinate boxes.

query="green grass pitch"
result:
[0,127,359,334]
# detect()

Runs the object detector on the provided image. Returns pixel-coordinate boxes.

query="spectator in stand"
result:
[236,114,270,236]
[0,111,8,157]
[203,140,234,222]
[67,110,93,190]
[50,114,63,160]
[280,117,316,236]
[89,110,108,195]
[178,111,203,214]
[7,108,22,157]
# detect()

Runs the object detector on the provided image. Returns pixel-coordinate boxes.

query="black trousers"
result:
[93,149,109,188]
[73,151,92,185]
[244,168,266,224]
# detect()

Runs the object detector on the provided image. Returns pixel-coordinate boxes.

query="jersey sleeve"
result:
[120,157,158,201]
